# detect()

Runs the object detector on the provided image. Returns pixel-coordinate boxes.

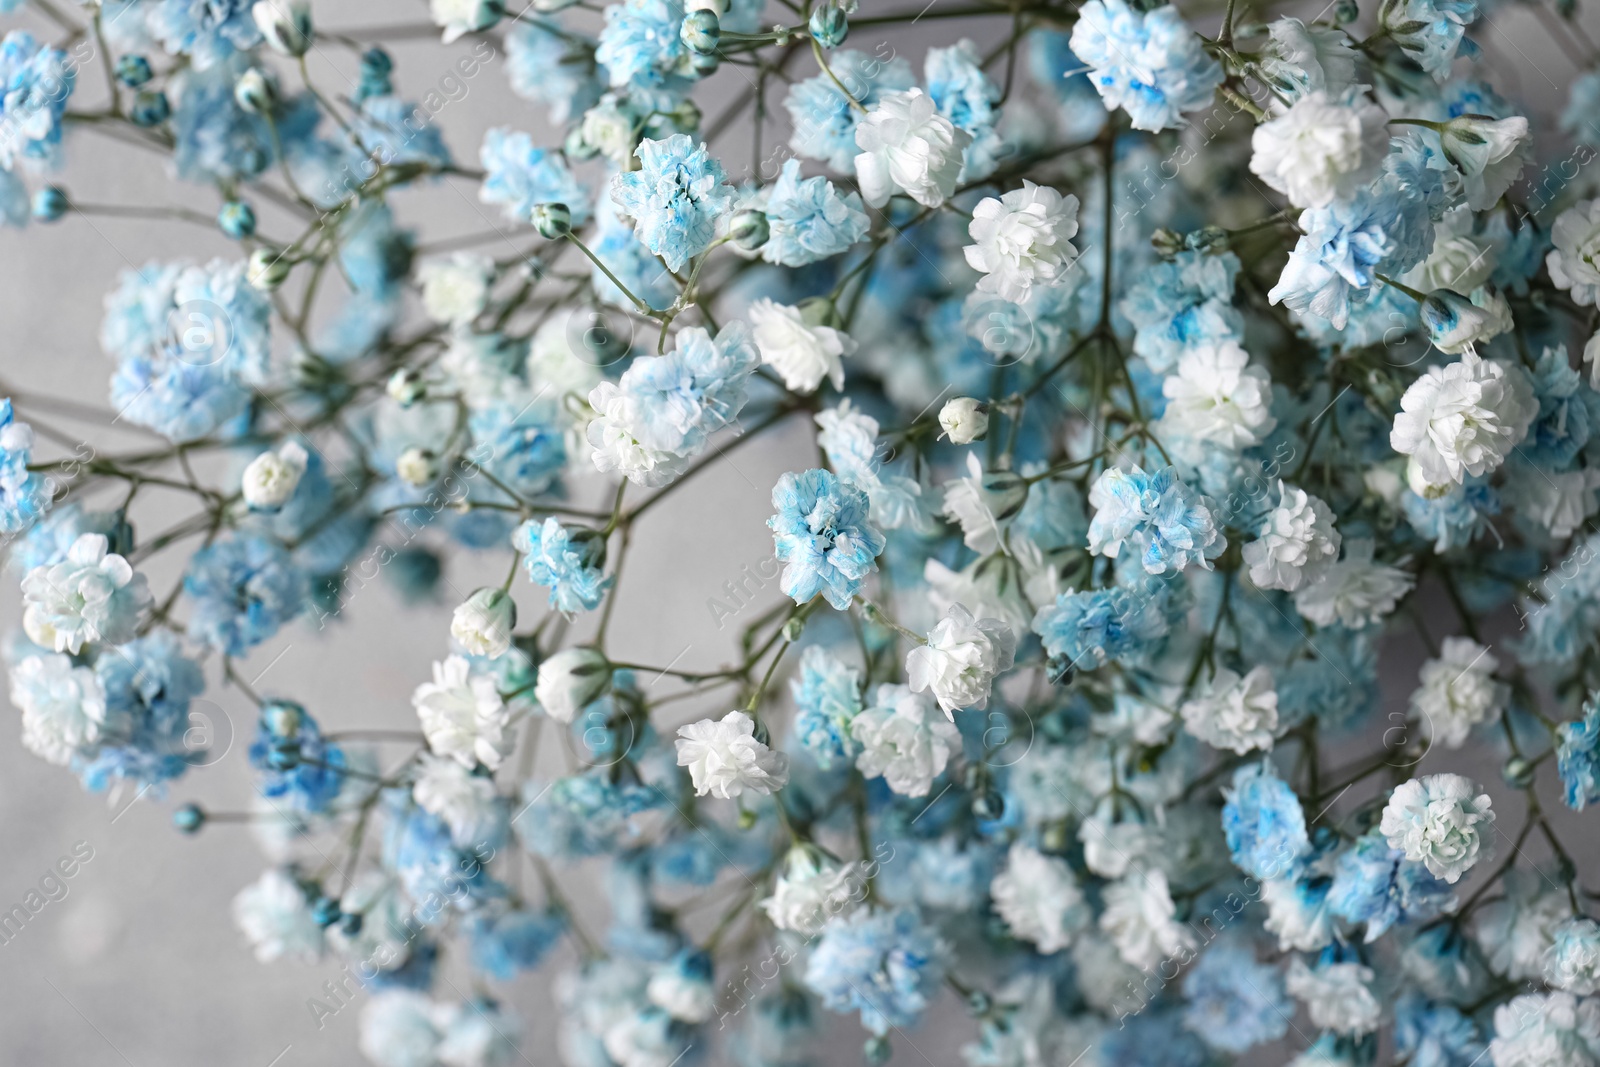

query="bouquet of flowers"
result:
[4,0,1600,1062]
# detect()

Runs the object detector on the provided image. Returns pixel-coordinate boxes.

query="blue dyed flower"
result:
[769,468,885,611]
[513,772,663,857]
[1394,993,1485,1067]
[925,40,1004,180]
[1327,829,1456,941]
[1516,535,1600,668]
[1069,0,1223,132]
[789,645,864,768]
[470,400,567,499]
[1087,465,1226,575]
[595,0,691,91]
[0,31,75,172]
[353,96,452,171]
[385,801,503,919]
[1557,695,1600,810]
[468,908,566,979]
[146,0,262,69]
[80,631,205,793]
[784,49,914,171]
[248,701,346,813]
[514,517,610,614]
[1383,0,1477,79]
[804,909,945,1035]
[1222,762,1311,880]
[759,158,870,267]
[480,128,590,225]
[590,196,677,311]
[1522,346,1590,470]
[170,59,280,184]
[0,398,46,534]
[185,532,310,656]
[1031,585,1167,669]
[1119,250,1244,373]
[506,21,604,125]
[1402,476,1500,552]
[611,134,731,273]
[1182,943,1292,1053]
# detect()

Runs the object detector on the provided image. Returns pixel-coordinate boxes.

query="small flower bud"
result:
[247,247,291,291]
[451,588,518,659]
[681,9,721,55]
[387,367,427,406]
[809,3,849,47]
[729,208,770,251]
[252,0,314,56]
[532,201,572,239]
[242,441,308,510]
[938,397,988,444]
[31,186,67,222]
[1333,0,1358,21]
[115,54,153,88]
[172,803,205,834]
[129,90,171,126]
[234,68,278,113]
[534,647,613,723]
[218,200,256,239]
[396,447,439,487]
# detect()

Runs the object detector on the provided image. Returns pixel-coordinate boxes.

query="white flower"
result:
[1155,341,1276,451]
[449,588,517,660]
[533,647,612,724]
[1391,350,1536,490]
[1098,868,1195,970]
[1248,88,1389,209]
[990,842,1089,953]
[938,397,988,445]
[1379,773,1494,883]
[1421,287,1514,357]
[1476,869,1574,981]
[252,0,312,55]
[1410,207,1499,295]
[21,533,151,653]
[761,846,863,934]
[397,447,439,487]
[412,655,513,770]
[430,0,499,42]
[1286,957,1381,1036]
[360,991,446,1067]
[906,602,1017,716]
[1489,992,1600,1067]
[1243,482,1340,591]
[418,253,495,326]
[1180,665,1279,754]
[1294,538,1414,628]
[1548,199,1600,307]
[675,710,789,799]
[646,959,716,1024]
[1258,17,1357,99]
[1505,468,1600,540]
[1440,114,1532,211]
[232,868,324,964]
[9,652,106,766]
[853,87,973,208]
[747,298,855,393]
[1410,636,1508,749]
[1546,918,1600,995]
[1261,876,1334,952]
[850,682,960,796]
[962,181,1081,303]
[940,453,1026,555]
[241,440,308,509]
[412,753,504,849]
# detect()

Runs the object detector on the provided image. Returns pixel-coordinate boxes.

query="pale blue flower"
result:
[1563,71,1600,145]
[1394,993,1485,1067]
[146,0,263,69]
[480,128,590,225]
[248,701,346,813]
[789,645,863,768]
[591,196,677,310]
[513,773,662,857]
[1516,535,1600,667]
[595,0,691,91]
[354,96,453,171]
[607,320,760,457]
[506,21,604,125]
[80,631,205,793]
[514,517,610,613]
[0,31,75,171]
[1522,346,1589,470]
[805,909,945,1035]
[170,59,280,184]
[0,397,46,534]
[385,801,504,917]
[769,468,886,610]
[1182,943,1292,1053]
[783,49,914,171]
[1222,762,1310,880]
[611,134,731,272]
[1327,830,1456,941]
[1557,695,1600,810]
[1069,0,1222,132]
[1031,585,1168,669]
[1119,250,1243,373]
[1384,0,1477,79]
[185,532,310,656]
[468,908,566,979]
[759,158,870,267]
[1087,465,1226,575]
[1402,476,1499,552]
[9,502,117,573]
[1027,30,1107,141]
[925,40,1004,180]
[470,400,567,499]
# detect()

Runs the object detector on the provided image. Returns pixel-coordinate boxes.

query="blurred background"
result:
[0,0,1590,1063]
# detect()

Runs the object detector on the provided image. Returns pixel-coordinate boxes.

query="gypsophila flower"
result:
[758,158,871,267]
[1257,17,1358,100]
[1155,341,1276,451]
[1181,665,1279,755]
[1287,956,1381,1036]
[1222,762,1311,880]
[853,88,972,209]
[762,846,864,934]
[785,49,915,171]
[611,134,731,272]
[906,603,1016,717]
[1183,943,1293,1053]
[675,710,789,799]
[232,867,323,964]
[532,647,611,725]
[514,518,610,614]
[1546,918,1600,995]
[990,842,1089,953]
[1548,200,1600,307]
[1392,351,1536,491]
[1087,466,1226,575]
[1249,89,1390,210]
[479,128,589,227]
[1031,585,1168,670]
[413,655,514,770]
[9,652,106,766]
[1120,250,1245,373]
[963,182,1080,303]
[1558,697,1600,810]
[1294,538,1414,628]
[789,645,863,769]
[21,533,151,653]
[1380,773,1495,883]
[850,683,959,796]
[1410,637,1508,749]
[417,254,495,326]
[1070,0,1222,132]
[450,588,516,659]
[769,468,885,611]
[241,441,307,510]
[1384,0,1478,79]
[1488,992,1600,1067]
[747,299,855,393]
[1242,482,1341,592]
[1099,868,1196,970]
[804,909,945,1035]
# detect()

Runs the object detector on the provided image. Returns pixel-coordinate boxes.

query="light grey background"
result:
[0,0,1588,1064]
